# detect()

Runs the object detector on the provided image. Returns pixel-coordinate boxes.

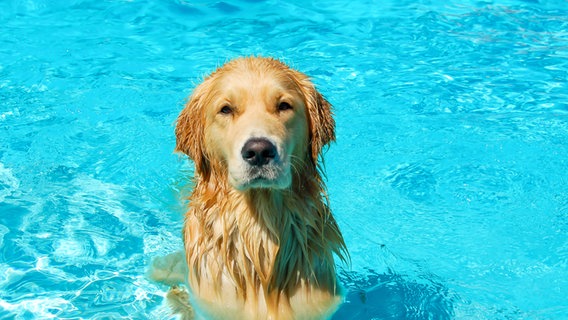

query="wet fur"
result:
[153,57,347,319]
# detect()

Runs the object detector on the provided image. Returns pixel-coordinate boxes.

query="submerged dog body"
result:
[173,57,346,319]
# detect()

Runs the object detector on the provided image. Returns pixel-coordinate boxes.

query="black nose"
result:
[241,138,277,166]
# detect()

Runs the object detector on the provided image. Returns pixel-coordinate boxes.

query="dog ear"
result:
[175,83,209,176]
[295,74,336,163]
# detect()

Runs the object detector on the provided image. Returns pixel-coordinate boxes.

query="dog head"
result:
[175,57,334,190]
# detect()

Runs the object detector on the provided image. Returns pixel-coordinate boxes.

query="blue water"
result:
[1,0,567,319]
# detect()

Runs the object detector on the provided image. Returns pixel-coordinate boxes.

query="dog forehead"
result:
[214,71,301,103]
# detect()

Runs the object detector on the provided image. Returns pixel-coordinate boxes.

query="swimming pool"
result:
[1,0,567,318]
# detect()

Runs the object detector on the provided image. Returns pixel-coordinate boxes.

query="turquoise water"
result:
[1,0,567,318]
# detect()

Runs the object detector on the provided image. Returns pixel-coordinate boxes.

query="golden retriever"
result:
[151,57,347,320]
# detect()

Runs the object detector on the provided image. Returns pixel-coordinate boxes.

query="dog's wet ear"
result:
[175,83,209,175]
[294,72,336,163]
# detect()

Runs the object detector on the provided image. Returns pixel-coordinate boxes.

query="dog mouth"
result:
[244,166,286,188]
[231,160,291,191]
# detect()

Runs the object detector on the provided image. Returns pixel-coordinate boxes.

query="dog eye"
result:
[278,102,293,111]
[219,105,233,115]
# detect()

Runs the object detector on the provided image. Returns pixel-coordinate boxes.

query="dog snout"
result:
[241,138,277,167]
